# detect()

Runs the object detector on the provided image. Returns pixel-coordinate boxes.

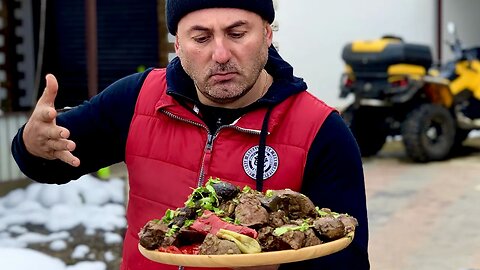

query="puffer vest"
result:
[122,69,334,270]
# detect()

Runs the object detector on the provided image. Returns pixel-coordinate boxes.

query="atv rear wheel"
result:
[401,104,455,162]
[342,106,387,157]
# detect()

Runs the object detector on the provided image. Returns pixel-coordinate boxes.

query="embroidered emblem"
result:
[243,146,279,180]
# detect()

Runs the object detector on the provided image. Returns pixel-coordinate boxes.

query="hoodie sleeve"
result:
[280,111,370,270]
[10,70,152,184]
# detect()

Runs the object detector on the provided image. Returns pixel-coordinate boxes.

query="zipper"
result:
[206,133,214,151]
[228,125,263,136]
[161,110,210,188]
[161,111,266,188]
[162,111,265,270]
[197,133,214,186]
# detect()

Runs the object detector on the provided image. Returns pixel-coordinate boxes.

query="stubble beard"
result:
[180,44,269,105]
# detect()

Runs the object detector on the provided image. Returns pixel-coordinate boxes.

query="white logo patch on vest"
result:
[243,146,279,180]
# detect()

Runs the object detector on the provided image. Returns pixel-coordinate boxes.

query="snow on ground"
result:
[0,247,106,270]
[0,174,126,270]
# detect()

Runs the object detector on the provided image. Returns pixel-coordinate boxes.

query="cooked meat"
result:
[199,234,241,255]
[218,200,237,218]
[277,225,306,250]
[268,210,288,228]
[212,181,240,202]
[338,214,358,233]
[264,189,317,219]
[303,228,323,247]
[257,226,275,251]
[170,206,196,228]
[257,226,290,252]
[235,193,269,227]
[313,216,346,240]
[139,179,358,255]
[176,228,207,247]
[138,220,171,250]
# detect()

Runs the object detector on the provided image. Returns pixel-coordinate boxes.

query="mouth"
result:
[210,72,237,82]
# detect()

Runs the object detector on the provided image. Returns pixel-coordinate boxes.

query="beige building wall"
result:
[274,0,440,108]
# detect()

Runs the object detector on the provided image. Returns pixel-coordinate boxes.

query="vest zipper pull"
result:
[206,134,214,151]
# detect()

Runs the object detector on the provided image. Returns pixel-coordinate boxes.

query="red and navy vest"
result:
[121,69,334,270]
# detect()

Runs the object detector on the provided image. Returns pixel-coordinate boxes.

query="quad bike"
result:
[339,23,480,162]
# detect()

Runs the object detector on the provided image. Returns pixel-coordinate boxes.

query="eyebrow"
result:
[188,20,249,33]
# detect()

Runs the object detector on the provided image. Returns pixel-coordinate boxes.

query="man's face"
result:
[175,8,273,106]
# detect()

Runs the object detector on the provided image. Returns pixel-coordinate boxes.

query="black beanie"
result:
[166,0,275,35]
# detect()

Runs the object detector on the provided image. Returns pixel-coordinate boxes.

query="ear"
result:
[265,23,273,47]
[174,35,180,54]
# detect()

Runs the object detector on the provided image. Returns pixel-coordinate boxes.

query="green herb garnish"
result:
[166,225,180,237]
[273,221,313,236]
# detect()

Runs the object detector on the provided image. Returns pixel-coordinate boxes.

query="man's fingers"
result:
[46,138,76,152]
[52,150,80,167]
[39,106,57,122]
[46,126,70,140]
[38,74,59,106]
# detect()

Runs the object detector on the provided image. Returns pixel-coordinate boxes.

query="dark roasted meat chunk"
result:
[277,225,306,250]
[171,206,196,228]
[313,216,346,240]
[258,224,321,251]
[304,228,323,247]
[257,226,290,252]
[218,200,237,218]
[138,220,170,250]
[268,210,288,228]
[338,214,359,233]
[199,234,241,255]
[212,181,240,202]
[176,228,207,247]
[264,189,317,219]
[235,192,269,227]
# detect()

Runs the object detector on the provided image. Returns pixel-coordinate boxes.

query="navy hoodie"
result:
[11,47,369,269]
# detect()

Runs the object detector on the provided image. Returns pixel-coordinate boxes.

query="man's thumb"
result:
[41,74,59,106]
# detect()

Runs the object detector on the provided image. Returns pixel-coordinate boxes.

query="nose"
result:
[211,38,232,64]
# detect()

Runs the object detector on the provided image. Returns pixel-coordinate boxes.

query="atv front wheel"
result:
[402,104,455,162]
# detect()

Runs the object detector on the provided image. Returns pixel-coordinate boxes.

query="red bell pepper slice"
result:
[190,210,258,239]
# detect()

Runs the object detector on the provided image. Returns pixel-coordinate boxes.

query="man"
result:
[11,0,369,269]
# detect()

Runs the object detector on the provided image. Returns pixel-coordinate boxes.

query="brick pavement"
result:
[364,139,480,270]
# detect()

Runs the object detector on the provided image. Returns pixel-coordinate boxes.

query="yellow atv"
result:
[340,24,480,162]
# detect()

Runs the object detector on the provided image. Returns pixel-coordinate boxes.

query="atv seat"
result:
[342,38,433,78]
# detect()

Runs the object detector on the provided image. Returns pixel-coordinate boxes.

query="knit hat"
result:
[166,0,275,35]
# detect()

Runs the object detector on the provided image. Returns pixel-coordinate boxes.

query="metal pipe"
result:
[33,0,46,107]
[436,0,443,64]
[85,0,98,98]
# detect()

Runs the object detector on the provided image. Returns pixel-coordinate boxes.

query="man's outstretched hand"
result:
[23,74,80,167]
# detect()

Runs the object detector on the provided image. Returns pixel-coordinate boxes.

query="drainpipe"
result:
[436,0,443,65]
[85,0,98,98]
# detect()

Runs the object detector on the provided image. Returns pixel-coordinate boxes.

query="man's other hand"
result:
[22,74,80,167]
